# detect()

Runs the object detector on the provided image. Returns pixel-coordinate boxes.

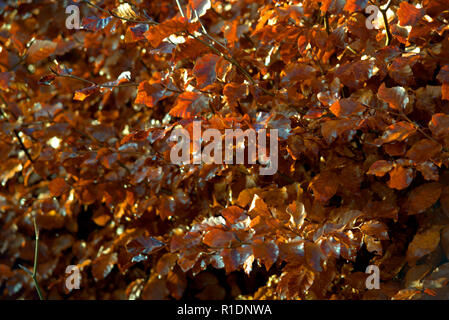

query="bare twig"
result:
[82,0,158,25]
[175,0,185,18]
[379,0,392,46]
[19,217,44,300]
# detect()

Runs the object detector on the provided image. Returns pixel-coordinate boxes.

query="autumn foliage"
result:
[1,0,449,300]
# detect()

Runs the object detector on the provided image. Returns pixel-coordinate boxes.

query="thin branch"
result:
[19,217,44,300]
[82,0,158,25]
[379,0,392,46]
[13,130,34,163]
[324,12,330,34]
[175,0,185,18]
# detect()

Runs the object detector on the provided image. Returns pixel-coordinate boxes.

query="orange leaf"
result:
[378,83,409,110]
[169,91,209,118]
[48,177,70,197]
[193,54,220,89]
[398,2,425,26]
[27,40,57,64]
[329,99,365,117]
[387,166,413,190]
[144,17,200,48]
[367,160,394,177]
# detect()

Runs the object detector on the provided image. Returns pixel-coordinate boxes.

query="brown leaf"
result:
[203,229,235,247]
[252,239,279,270]
[142,274,169,300]
[376,121,417,145]
[27,40,57,64]
[223,82,248,107]
[406,139,442,163]
[406,182,442,215]
[193,54,220,89]
[48,178,70,197]
[377,83,409,110]
[91,253,118,281]
[387,166,413,190]
[127,236,165,256]
[407,226,441,265]
[309,170,339,202]
[329,98,365,117]
[367,160,394,177]
[74,86,100,101]
[144,17,200,47]
[169,91,210,118]
[222,206,247,224]
[343,0,368,13]
[398,2,425,26]
[429,113,449,137]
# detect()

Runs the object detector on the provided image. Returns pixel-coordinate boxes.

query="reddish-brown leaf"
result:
[48,177,70,197]
[27,40,57,64]
[367,160,394,177]
[193,54,220,89]
[377,83,409,110]
[343,0,368,13]
[91,253,118,281]
[429,113,449,137]
[223,82,248,107]
[406,182,442,215]
[252,239,279,270]
[309,170,339,202]
[144,17,200,47]
[407,226,441,265]
[169,91,210,118]
[329,99,365,117]
[406,139,442,163]
[398,2,425,26]
[376,121,416,145]
[74,86,100,101]
[203,229,235,248]
[387,166,413,190]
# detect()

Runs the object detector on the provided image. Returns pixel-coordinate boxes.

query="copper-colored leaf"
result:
[144,17,199,47]
[398,2,425,26]
[329,99,365,117]
[252,239,279,270]
[367,160,393,177]
[309,170,339,202]
[193,54,220,88]
[378,83,409,110]
[387,166,413,190]
[376,121,416,145]
[406,139,442,163]
[169,91,209,118]
[406,182,442,215]
[203,229,235,247]
[48,177,70,197]
[407,226,441,265]
[27,40,57,64]
[343,0,368,13]
[429,113,449,137]
[91,253,118,281]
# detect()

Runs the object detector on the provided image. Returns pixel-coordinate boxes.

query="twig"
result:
[324,12,330,34]
[175,0,185,18]
[13,130,34,163]
[19,217,44,300]
[82,0,158,25]
[379,0,392,46]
